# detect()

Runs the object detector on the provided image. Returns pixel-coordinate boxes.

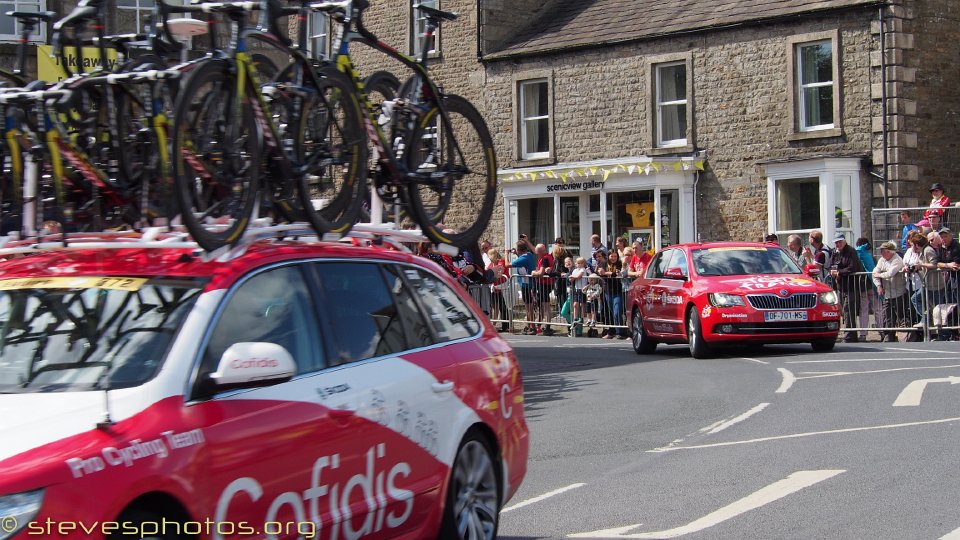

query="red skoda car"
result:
[627,242,841,358]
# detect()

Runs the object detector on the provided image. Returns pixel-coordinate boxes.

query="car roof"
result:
[666,241,783,251]
[0,236,430,291]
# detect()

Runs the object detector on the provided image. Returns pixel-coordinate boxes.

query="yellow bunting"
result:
[546,170,556,178]
[673,162,682,171]
[695,160,706,170]
[560,173,568,183]
[589,167,598,175]
[602,169,611,181]
[627,165,636,174]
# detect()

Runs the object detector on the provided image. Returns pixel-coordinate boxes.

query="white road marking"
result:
[776,368,795,393]
[648,416,960,452]
[882,346,954,354]
[940,526,960,540]
[502,483,586,513]
[892,376,960,407]
[700,403,769,435]
[787,356,960,364]
[737,356,769,365]
[568,470,845,538]
[797,364,960,380]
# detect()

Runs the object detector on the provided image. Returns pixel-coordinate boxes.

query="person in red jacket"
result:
[486,249,511,332]
[925,182,951,220]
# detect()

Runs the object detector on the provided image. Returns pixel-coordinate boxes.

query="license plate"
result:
[764,310,808,322]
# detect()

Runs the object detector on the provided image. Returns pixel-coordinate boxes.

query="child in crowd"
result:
[584,275,603,330]
[569,257,589,336]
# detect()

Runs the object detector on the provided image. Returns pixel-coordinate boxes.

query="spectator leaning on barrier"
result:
[902,230,925,326]
[809,230,834,286]
[873,242,908,342]
[510,239,538,335]
[600,250,628,339]
[787,234,814,268]
[855,237,883,340]
[831,232,865,343]
[899,210,919,253]
[551,238,572,309]
[531,243,556,335]
[569,257,590,335]
[487,249,510,332]
[938,227,960,305]
[592,251,609,325]
[913,231,954,332]
[925,182,951,220]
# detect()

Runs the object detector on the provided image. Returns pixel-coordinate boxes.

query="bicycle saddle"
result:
[7,11,57,21]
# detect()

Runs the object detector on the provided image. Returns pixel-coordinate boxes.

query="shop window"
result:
[514,198,554,246]
[410,0,438,57]
[0,0,45,42]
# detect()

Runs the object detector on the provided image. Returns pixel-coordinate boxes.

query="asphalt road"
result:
[498,337,960,540]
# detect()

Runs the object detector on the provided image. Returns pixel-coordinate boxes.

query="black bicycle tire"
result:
[404,94,497,248]
[172,59,260,251]
[295,64,368,235]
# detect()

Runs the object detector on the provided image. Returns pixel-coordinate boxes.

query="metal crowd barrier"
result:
[466,273,632,338]
[835,269,959,341]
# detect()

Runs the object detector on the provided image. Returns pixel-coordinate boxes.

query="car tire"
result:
[631,308,657,354]
[439,431,501,540]
[109,509,186,540]
[687,308,713,359]
[811,339,836,352]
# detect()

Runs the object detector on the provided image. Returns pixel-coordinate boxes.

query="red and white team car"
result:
[627,242,841,358]
[0,232,528,540]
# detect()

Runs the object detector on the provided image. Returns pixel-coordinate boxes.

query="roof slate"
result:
[488,0,881,58]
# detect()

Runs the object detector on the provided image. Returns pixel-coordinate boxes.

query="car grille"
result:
[724,322,835,334]
[746,293,817,310]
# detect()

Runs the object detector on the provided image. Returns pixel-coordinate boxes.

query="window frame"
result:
[647,52,694,155]
[654,61,688,148]
[0,0,46,43]
[786,30,842,140]
[306,10,329,59]
[514,71,554,165]
[409,0,440,59]
[115,0,156,34]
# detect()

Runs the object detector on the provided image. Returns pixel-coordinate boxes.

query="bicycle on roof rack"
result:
[310,0,497,249]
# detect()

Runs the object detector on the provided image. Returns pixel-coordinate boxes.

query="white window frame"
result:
[307,11,328,59]
[116,0,156,34]
[519,78,550,161]
[796,39,835,132]
[655,61,688,148]
[766,158,862,243]
[0,0,46,43]
[410,0,438,58]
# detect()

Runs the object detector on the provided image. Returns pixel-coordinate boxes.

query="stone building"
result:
[1,0,956,255]
[347,0,959,257]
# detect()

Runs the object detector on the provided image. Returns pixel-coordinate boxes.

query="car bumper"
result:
[702,307,840,343]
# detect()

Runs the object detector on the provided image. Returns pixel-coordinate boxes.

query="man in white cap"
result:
[873,241,908,342]
[831,232,864,342]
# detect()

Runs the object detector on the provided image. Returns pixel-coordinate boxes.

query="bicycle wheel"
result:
[404,94,496,248]
[295,64,367,235]
[172,59,260,251]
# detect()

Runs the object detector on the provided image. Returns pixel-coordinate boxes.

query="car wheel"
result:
[439,432,500,540]
[811,339,836,352]
[109,509,185,540]
[631,308,657,354]
[687,308,713,359]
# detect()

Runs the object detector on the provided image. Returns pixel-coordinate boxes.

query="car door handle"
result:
[432,380,455,394]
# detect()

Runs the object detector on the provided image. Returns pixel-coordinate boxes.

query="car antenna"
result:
[95,367,115,430]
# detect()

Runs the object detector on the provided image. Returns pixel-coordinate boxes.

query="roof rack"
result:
[0,221,440,261]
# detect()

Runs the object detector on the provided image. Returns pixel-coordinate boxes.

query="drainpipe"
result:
[879,6,889,208]
[476,0,483,62]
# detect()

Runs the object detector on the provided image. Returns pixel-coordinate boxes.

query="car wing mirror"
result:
[664,267,687,281]
[210,342,296,388]
[805,263,820,276]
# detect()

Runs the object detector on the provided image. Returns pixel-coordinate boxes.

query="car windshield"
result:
[0,277,203,393]
[691,247,802,277]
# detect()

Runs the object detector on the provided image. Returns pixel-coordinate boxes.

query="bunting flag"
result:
[500,159,706,182]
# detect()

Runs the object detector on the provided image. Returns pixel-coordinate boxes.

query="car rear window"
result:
[692,247,802,276]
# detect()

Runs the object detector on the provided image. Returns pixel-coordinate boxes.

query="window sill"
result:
[513,157,556,168]
[788,128,843,141]
[647,144,693,157]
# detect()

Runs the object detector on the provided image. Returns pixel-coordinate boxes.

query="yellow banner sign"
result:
[36,44,119,82]
[0,276,147,291]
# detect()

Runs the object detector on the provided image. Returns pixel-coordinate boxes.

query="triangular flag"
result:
[526,173,535,182]
[560,173,568,183]
[673,162,682,171]
[546,170,556,178]
[627,165,636,174]
[695,160,705,170]
[603,169,611,181]
[589,167,598,175]
[650,162,661,172]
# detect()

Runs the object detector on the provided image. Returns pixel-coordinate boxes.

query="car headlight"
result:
[709,293,745,308]
[0,489,43,540]
[819,291,839,305]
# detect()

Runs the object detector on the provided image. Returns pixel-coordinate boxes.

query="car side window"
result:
[199,265,324,388]
[384,265,436,350]
[315,263,408,365]
[402,268,481,341]
[668,250,689,277]
[647,250,674,279]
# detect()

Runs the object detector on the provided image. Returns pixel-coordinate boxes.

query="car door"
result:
[310,261,449,539]
[187,263,345,540]
[661,248,691,334]
[643,250,677,335]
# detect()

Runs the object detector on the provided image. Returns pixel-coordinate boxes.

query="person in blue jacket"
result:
[899,210,919,253]
[511,236,539,334]
[855,237,882,340]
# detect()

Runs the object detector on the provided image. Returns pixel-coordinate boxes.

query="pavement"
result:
[498,336,960,539]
